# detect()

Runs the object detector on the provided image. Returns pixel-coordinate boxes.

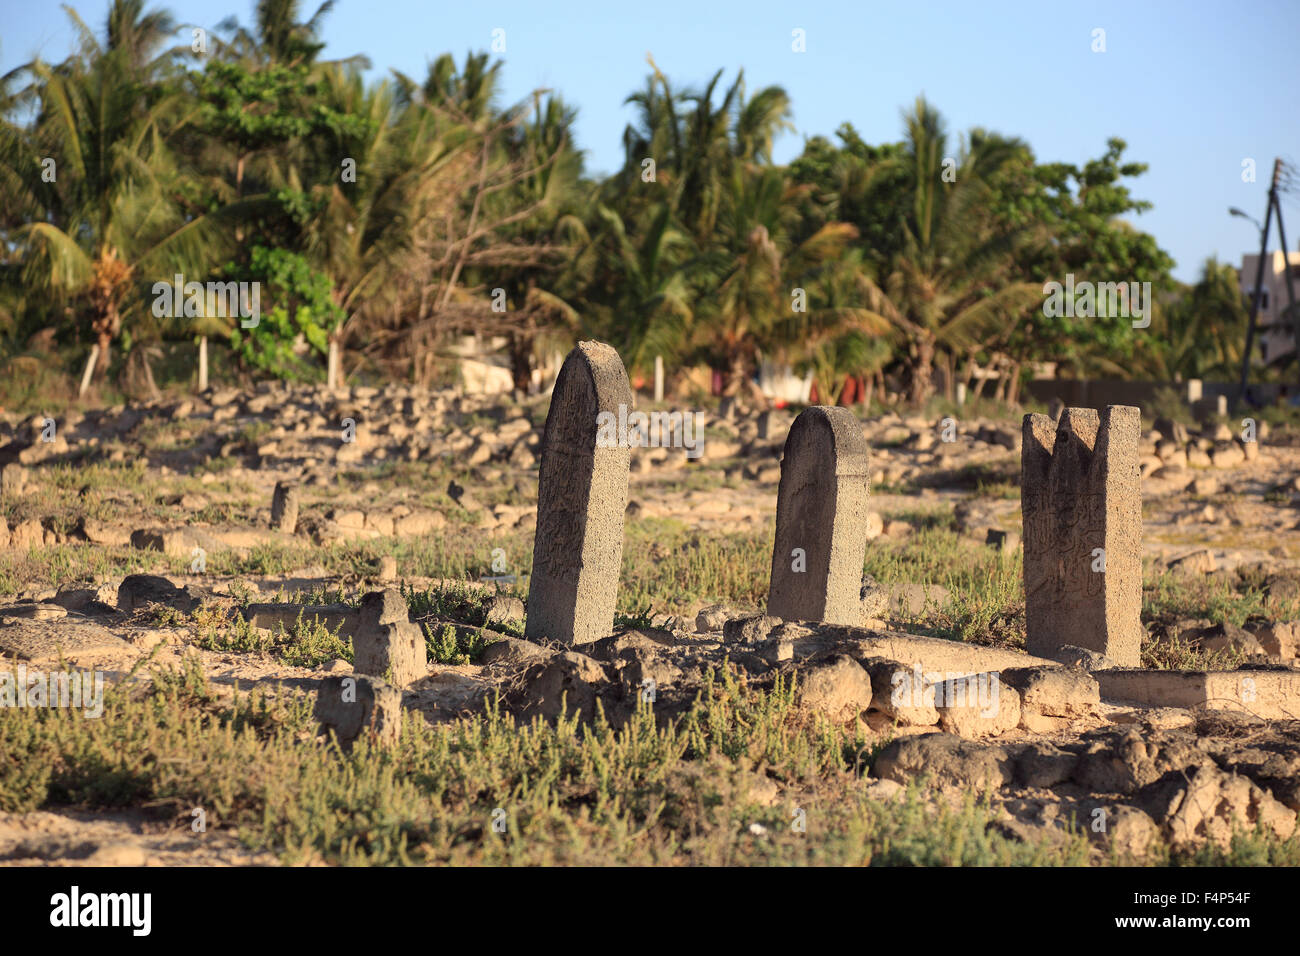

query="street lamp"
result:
[1229,207,1263,234]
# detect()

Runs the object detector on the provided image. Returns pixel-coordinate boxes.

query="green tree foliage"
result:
[229,244,340,379]
[1,1,1195,404]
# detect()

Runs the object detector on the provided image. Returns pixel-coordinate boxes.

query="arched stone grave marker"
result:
[767,405,872,625]
[525,341,633,645]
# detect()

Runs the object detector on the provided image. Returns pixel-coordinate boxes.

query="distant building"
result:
[1240,248,1300,365]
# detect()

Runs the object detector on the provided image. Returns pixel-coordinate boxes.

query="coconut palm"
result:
[617,64,791,238]
[1135,258,1246,381]
[697,165,887,393]
[853,98,1042,404]
[419,52,503,125]
[288,66,486,382]
[676,69,792,243]
[582,203,695,375]
[213,0,334,64]
[97,0,179,73]
[11,33,238,380]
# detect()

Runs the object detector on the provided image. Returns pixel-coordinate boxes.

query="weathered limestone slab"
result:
[525,342,632,646]
[1022,405,1141,666]
[352,589,426,686]
[760,624,1059,673]
[1095,668,1300,720]
[240,603,357,636]
[129,526,226,560]
[767,406,871,625]
[0,619,130,662]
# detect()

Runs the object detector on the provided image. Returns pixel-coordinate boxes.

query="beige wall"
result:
[1240,249,1300,365]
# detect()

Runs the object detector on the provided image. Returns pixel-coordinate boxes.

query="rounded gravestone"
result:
[767,405,872,625]
[525,341,633,646]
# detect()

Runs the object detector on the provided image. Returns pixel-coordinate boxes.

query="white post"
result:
[956,382,967,407]
[654,355,664,402]
[198,336,209,392]
[328,339,339,390]
[1186,378,1202,403]
[78,345,100,398]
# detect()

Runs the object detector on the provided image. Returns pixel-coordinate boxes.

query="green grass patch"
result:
[3,659,1290,865]
[192,605,352,668]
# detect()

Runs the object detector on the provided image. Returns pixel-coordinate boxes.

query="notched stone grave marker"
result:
[1022,405,1141,666]
[525,341,632,645]
[352,588,427,687]
[767,406,872,625]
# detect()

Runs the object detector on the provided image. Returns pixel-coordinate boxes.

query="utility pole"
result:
[1236,159,1293,405]
[1270,166,1298,376]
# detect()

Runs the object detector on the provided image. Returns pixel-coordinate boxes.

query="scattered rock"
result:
[873,733,1014,790]
[695,604,733,633]
[862,658,939,727]
[1157,763,1296,851]
[314,675,402,749]
[509,651,612,722]
[1094,805,1161,859]
[1168,549,1216,576]
[1252,621,1297,659]
[935,673,1021,737]
[117,574,200,613]
[1048,644,1117,671]
[1014,741,1078,788]
[483,595,525,627]
[480,636,553,665]
[985,528,1020,554]
[796,655,873,722]
[723,614,782,645]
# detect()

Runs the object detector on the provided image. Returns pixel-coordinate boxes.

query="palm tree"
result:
[583,203,695,375]
[675,68,792,243]
[12,14,235,380]
[698,166,886,393]
[620,60,683,193]
[98,0,179,73]
[1137,258,1246,381]
[292,66,479,384]
[617,63,791,241]
[418,52,502,124]
[854,98,1042,404]
[213,0,340,64]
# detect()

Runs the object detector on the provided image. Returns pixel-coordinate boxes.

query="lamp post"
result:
[1229,207,1262,234]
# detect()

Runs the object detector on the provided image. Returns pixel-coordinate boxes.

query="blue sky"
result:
[3,0,1298,282]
